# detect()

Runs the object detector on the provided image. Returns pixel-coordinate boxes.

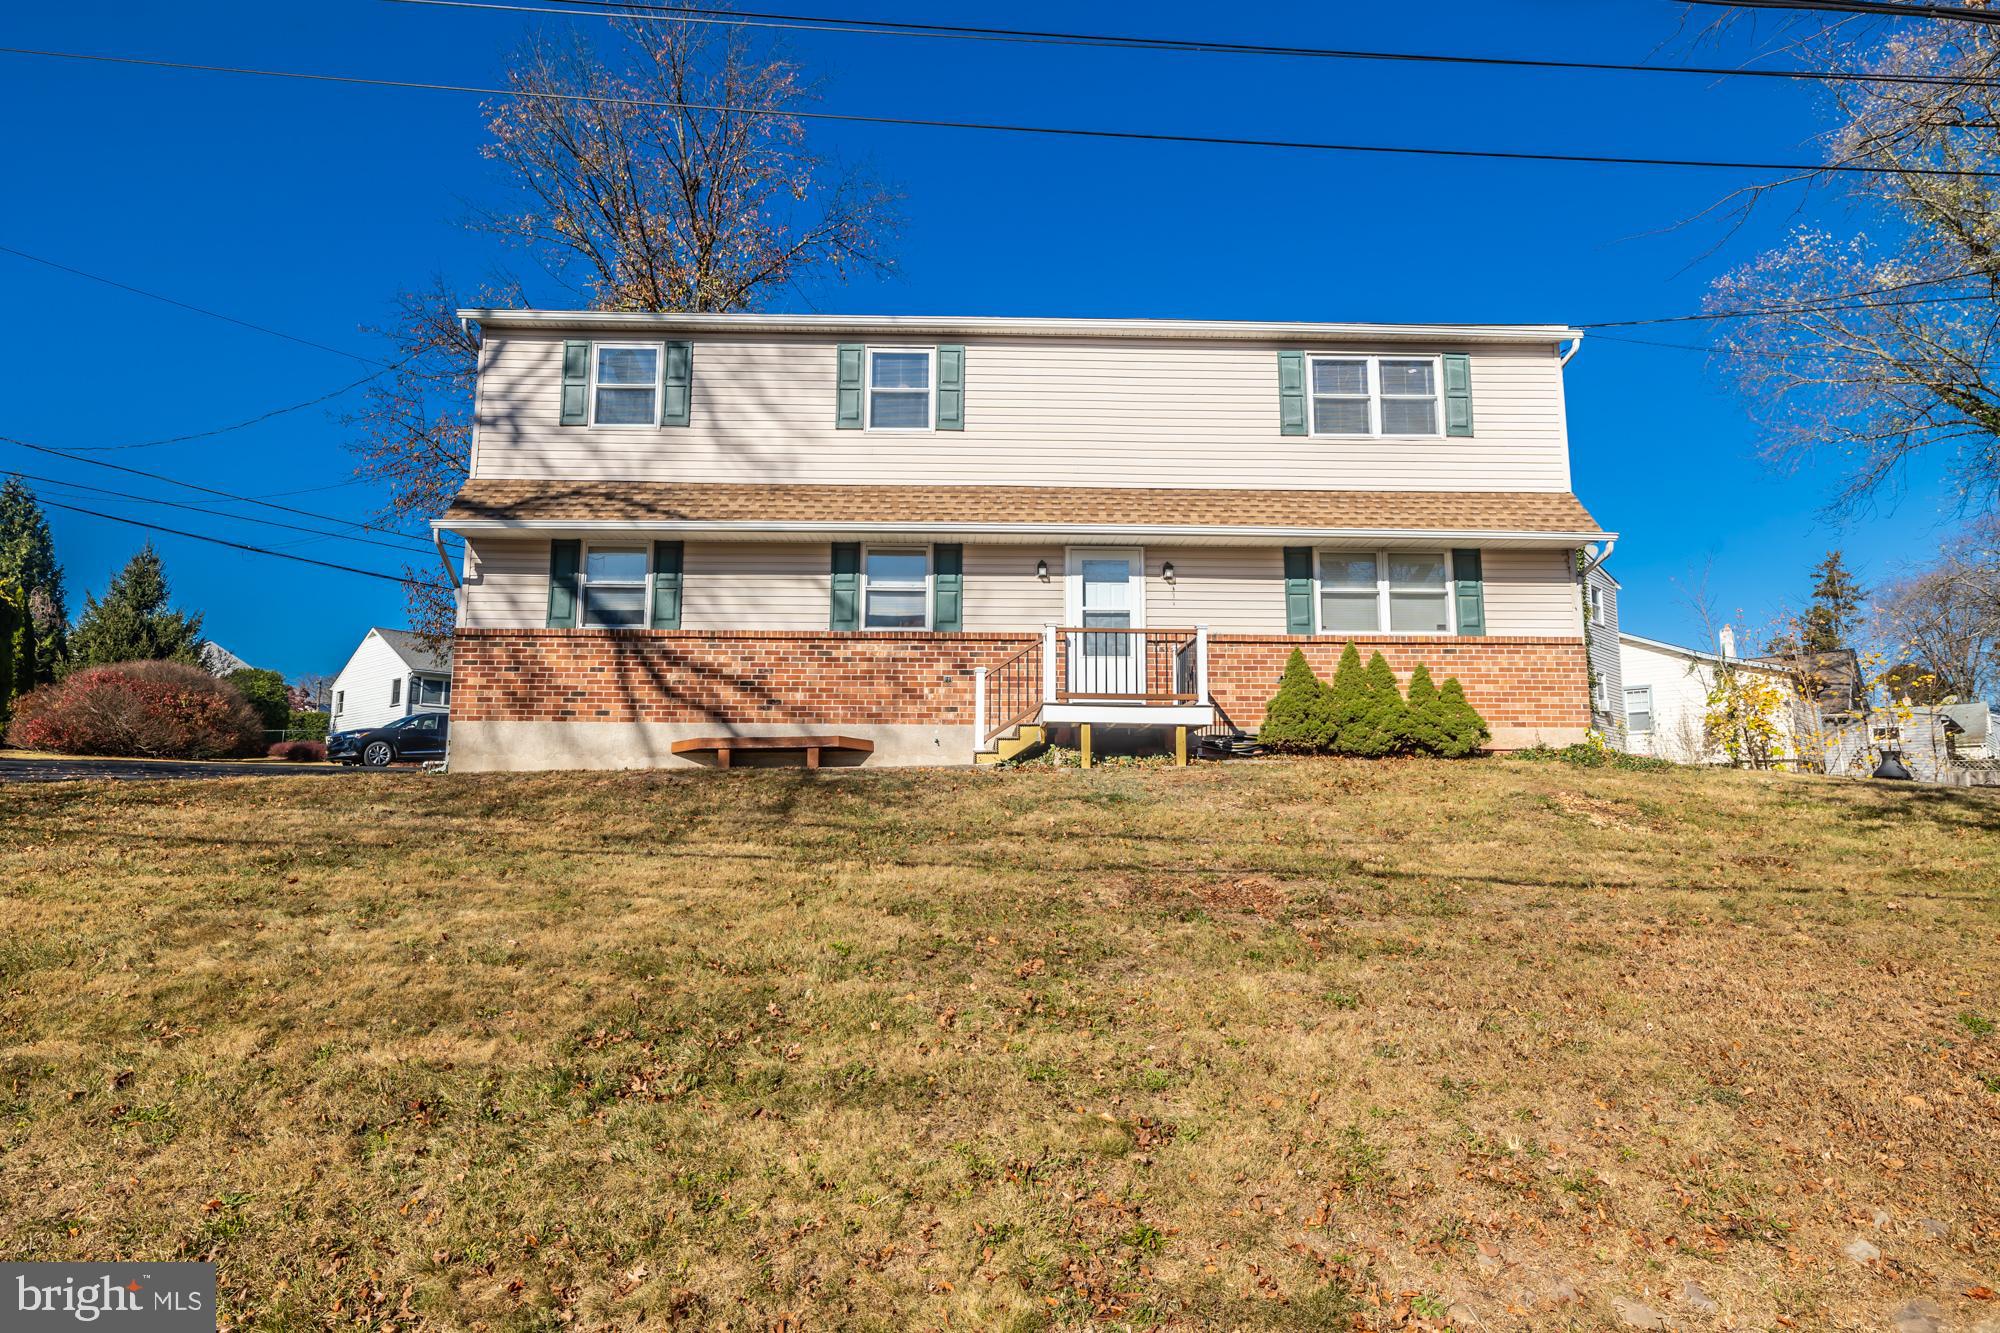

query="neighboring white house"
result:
[329,628,452,734]
[1618,628,1802,764]
[196,640,253,677]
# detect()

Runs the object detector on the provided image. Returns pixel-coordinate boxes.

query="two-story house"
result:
[435,312,1612,771]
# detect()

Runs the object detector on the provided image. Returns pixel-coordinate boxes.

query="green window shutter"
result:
[1443,353,1474,437]
[1277,350,1307,436]
[932,543,963,632]
[1283,546,1315,635]
[561,341,590,426]
[836,345,864,429]
[830,543,860,630]
[661,341,692,427]
[650,540,684,629]
[547,539,581,628]
[936,345,965,431]
[1452,548,1486,636]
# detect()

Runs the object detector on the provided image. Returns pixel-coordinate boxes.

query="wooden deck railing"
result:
[977,640,1044,744]
[1051,627,1204,704]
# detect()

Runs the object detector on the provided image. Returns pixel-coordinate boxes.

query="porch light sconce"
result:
[1162,561,1176,583]
[1036,558,1049,581]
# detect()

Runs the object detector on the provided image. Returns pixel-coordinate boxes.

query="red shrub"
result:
[5,660,264,759]
[267,739,327,762]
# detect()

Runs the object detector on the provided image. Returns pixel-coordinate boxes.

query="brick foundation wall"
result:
[1204,635,1590,736]
[453,628,1036,727]
[452,629,1588,744]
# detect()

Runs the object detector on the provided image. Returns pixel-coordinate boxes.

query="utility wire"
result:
[0,243,390,367]
[0,435,436,552]
[34,497,450,590]
[1684,0,2000,24]
[390,0,2000,89]
[60,365,395,452]
[2,468,440,557]
[1582,284,1995,329]
[5,43,1998,176]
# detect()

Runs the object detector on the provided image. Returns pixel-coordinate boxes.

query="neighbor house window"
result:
[415,677,450,707]
[389,679,402,707]
[863,546,929,628]
[1309,355,1443,438]
[1624,686,1654,733]
[580,545,649,628]
[1590,587,1607,626]
[333,690,344,717]
[1317,550,1454,634]
[868,348,934,430]
[590,343,662,427]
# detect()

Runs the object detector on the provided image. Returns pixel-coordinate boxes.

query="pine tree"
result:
[0,579,33,725]
[1323,643,1371,755]
[1342,651,1410,757]
[1435,678,1491,758]
[1801,551,1866,653]
[66,544,203,671]
[0,479,67,682]
[1403,662,1449,756]
[1258,648,1333,753]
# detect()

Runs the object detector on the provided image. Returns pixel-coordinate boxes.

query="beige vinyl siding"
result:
[474,334,1571,493]
[961,545,1063,631]
[462,537,552,629]
[681,541,828,630]
[1482,548,1579,636]
[1145,547,1286,633]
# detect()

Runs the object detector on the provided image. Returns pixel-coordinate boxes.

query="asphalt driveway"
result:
[0,757,417,784]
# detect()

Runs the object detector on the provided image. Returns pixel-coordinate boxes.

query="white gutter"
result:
[456,309,1582,347]
[434,517,1616,545]
[1559,330,1586,367]
[1578,535,1617,575]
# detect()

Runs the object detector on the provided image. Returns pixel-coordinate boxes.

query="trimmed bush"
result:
[1340,651,1410,757]
[1258,649,1333,753]
[1434,677,1491,758]
[228,667,292,730]
[1322,643,1372,755]
[268,739,328,762]
[1403,663,1448,755]
[286,710,331,740]
[5,660,263,759]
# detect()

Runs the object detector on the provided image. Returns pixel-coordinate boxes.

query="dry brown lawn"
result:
[1,758,1997,1331]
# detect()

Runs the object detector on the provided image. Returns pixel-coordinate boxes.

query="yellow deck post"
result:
[1175,725,1188,766]
[1080,723,1093,769]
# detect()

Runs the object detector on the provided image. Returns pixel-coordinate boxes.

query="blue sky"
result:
[0,0,1966,677]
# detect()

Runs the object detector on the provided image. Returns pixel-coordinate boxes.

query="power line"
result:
[389,0,2000,89]
[1684,0,2000,24]
[5,43,1999,177]
[60,365,394,453]
[34,497,448,590]
[0,435,436,552]
[0,243,389,367]
[2,468,439,557]
[1582,282,1995,329]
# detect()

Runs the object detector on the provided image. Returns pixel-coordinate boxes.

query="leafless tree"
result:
[1872,524,2000,700]
[1706,17,2000,516]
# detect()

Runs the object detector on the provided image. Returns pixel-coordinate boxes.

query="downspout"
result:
[433,528,462,590]
[1559,331,1586,367]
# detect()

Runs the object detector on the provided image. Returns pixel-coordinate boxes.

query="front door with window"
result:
[1066,548,1144,697]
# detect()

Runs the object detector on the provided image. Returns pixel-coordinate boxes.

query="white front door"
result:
[1066,547,1145,697]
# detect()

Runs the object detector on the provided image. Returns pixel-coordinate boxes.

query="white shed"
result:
[329,628,452,734]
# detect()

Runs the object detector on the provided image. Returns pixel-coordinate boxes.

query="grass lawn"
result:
[2,759,1997,1331]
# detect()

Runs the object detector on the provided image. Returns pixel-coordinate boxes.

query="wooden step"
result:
[975,724,1046,766]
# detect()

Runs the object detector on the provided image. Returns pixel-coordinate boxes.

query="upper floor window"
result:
[863,546,930,628]
[590,343,662,427]
[581,545,649,627]
[1317,549,1453,634]
[1310,355,1443,438]
[869,348,934,430]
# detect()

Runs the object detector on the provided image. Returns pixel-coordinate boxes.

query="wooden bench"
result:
[668,735,876,770]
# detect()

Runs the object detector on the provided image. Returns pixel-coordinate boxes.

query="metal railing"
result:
[1050,626,1204,703]
[976,640,1044,744]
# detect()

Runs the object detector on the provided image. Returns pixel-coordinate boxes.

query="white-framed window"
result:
[1624,685,1654,733]
[415,676,450,707]
[867,347,934,430]
[862,546,930,629]
[1316,549,1454,635]
[333,690,344,718]
[1308,354,1443,438]
[589,343,663,427]
[580,544,650,628]
[389,678,402,707]
[1590,586,1608,626]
